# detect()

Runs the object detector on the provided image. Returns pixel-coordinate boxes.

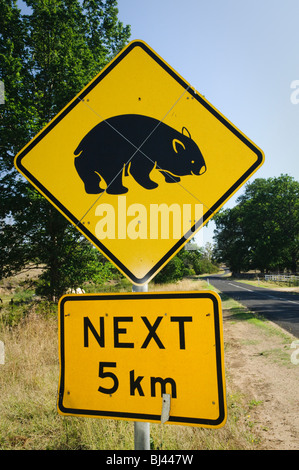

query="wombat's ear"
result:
[182,127,191,138]
[173,139,186,153]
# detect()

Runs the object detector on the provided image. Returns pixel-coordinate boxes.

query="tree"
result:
[0,0,130,299]
[153,255,186,284]
[153,244,219,284]
[213,205,250,274]
[213,175,299,274]
[238,175,298,272]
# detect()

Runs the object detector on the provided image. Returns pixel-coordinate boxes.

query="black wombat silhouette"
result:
[74,114,206,195]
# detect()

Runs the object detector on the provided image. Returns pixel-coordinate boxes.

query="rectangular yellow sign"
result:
[57,291,226,428]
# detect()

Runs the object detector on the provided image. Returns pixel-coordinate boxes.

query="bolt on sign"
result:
[14,40,264,285]
[57,291,226,428]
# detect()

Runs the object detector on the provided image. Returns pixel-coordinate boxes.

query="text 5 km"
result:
[97,361,178,398]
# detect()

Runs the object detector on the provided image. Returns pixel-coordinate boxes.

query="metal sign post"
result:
[134,420,150,451]
[132,282,150,450]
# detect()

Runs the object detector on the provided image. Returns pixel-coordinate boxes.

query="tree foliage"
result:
[153,243,219,284]
[213,175,299,274]
[0,0,130,299]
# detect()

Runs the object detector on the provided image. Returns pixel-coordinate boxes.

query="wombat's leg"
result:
[84,172,105,194]
[130,160,158,190]
[159,171,181,183]
[106,171,128,195]
[75,158,104,194]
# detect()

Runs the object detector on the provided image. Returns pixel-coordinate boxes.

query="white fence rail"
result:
[265,274,299,282]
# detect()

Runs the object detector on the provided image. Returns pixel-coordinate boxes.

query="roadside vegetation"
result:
[0,275,295,450]
[213,174,298,276]
[236,278,299,290]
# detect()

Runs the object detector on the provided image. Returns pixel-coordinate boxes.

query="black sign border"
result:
[57,291,226,428]
[15,40,264,285]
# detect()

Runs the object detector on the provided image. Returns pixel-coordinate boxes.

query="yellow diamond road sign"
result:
[57,291,226,428]
[14,40,264,284]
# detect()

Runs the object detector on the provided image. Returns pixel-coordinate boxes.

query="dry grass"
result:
[0,278,261,450]
[149,278,209,292]
[0,311,136,450]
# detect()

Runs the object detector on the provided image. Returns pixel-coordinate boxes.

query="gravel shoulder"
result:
[223,307,299,450]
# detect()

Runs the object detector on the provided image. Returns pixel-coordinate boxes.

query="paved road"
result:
[206,274,299,338]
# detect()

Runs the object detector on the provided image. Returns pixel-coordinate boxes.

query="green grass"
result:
[236,278,299,289]
[257,347,292,366]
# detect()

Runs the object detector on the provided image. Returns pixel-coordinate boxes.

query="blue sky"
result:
[17,0,299,246]
[117,0,299,245]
